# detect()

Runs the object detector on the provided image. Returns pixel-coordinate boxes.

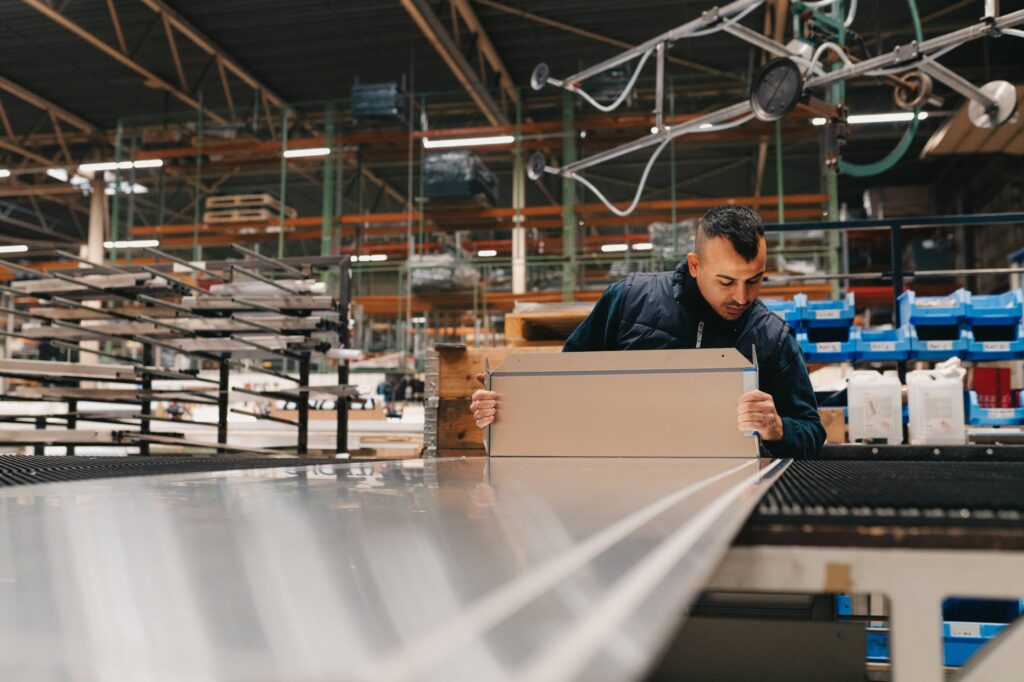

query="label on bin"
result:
[986,408,1016,419]
[815,342,842,353]
[949,623,981,638]
[983,342,1011,352]
[815,310,841,320]
[869,342,896,352]
[925,341,954,351]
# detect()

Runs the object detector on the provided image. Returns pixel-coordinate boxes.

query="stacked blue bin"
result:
[796,293,857,362]
[762,297,802,326]
[964,290,1024,361]
[856,326,911,362]
[899,289,970,360]
[967,390,1024,426]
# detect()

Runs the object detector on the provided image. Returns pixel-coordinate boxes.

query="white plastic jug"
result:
[847,370,903,444]
[907,362,966,445]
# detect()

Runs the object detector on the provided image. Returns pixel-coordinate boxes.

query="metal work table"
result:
[0,455,780,682]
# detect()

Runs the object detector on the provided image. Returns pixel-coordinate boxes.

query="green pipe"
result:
[321,103,334,258]
[278,107,289,258]
[192,106,203,261]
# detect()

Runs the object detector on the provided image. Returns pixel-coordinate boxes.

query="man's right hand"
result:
[470,373,498,428]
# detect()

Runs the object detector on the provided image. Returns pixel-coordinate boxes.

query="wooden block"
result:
[435,345,559,399]
[504,309,590,343]
[437,397,482,449]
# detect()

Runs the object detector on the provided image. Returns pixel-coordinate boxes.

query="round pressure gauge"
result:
[750,58,804,122]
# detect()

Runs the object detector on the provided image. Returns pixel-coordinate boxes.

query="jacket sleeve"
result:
[763,332,826,458]
[562,280,626,352]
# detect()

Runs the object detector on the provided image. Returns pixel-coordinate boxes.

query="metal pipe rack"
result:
[0,248,354,456]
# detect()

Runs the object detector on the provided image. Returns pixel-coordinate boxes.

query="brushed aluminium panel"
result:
[0,456,783,681]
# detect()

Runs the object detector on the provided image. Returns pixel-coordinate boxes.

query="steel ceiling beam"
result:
[22,0,227,124]
[451,0,519,106]
[137,0,287,108]
[0,76,100,136]
[401,0,509,125]
[471,0,745,82]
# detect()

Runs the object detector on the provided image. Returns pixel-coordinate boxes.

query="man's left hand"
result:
[737,390,784,442]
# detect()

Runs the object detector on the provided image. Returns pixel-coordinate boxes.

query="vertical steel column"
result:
[669,82,678,256]
[337,259,351,455]
[140,344,154,456]
[321,102,335,258]
[298,352,311,455]
[66,343,78,456]
[193,105,203,261]
[217,357,229,453]
[512,88,526,295]
[561,91,576,302]
[278,106,289,258]
[825,0,846,297]
[34,416,45,456]
[890,222,904,327]
[111,121,123,265]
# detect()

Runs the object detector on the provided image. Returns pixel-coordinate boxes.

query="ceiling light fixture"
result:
[0,170,10,178]
[0,245,29,254]
[601,243,629,253]
[104,239,159,249]
[79,159,163,172]
[422,135,515,149]
[632,242,654,251]
[282,147,331,159]
[811,111,929,126]
[477,249,498,257]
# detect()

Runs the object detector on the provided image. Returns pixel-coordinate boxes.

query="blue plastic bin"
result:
[866,622,1010,667]
[800,292,855,328]
[965,324,1024,361]
[907,325,968,360]
[856,326,911,362]
[798,327,858,362]
[967,390,1024,426]
[899,289,969,326]
[762,297,803,326]
[966,290,1023,327]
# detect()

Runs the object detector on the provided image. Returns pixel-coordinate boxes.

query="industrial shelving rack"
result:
[0,247,354,456]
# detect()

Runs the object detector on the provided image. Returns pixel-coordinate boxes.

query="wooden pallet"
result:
[204,208,283,224]
[205,193,297,216]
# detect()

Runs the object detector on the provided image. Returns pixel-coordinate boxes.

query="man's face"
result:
[686,236,767,321]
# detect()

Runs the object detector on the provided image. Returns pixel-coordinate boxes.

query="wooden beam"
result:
[106,0,128,53]
[162,13,188,93]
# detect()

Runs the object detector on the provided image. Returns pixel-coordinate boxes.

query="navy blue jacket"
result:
[563,262,825,458]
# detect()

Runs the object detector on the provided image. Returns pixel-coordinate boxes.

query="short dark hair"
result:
[695,205,765,262]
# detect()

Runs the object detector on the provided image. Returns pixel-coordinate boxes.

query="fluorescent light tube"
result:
[477,249,498,257]
[632,242,654,251]
[601,243,629,253]
[282,147,331,159]
[0,170,10,178]
[0,245,28,253]
[422,135,514,149]
[79,159,163,172]
[104,239,159,249]
[811,112,928,126]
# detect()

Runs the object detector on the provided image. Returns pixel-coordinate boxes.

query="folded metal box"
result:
[486,348,759,457]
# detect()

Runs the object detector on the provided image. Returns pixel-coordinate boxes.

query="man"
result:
[470,205,825,458]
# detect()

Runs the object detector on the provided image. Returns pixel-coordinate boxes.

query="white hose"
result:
[569,0,764,113]
[1004,28,1024,39]
[810,41,852,70]
[844,0,858,27]
[573,50,654,113]
[570,113,756,217]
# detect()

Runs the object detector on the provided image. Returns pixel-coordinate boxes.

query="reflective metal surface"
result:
[0,456,782,681]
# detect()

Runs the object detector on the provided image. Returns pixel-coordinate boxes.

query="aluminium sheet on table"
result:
[0,455,785,682]
[487,348,759,458]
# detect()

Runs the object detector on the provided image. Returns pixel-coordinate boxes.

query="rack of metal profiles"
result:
[0,248,354,456]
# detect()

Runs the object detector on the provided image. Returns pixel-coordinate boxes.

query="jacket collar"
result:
[671,260,751,330]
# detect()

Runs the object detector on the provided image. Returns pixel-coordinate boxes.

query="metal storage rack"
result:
[0,246,354,456]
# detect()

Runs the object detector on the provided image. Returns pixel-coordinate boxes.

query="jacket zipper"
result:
[696,320,704,348]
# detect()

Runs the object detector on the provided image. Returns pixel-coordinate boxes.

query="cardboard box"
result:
[818,408,847,444]
[487,348,758,458]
